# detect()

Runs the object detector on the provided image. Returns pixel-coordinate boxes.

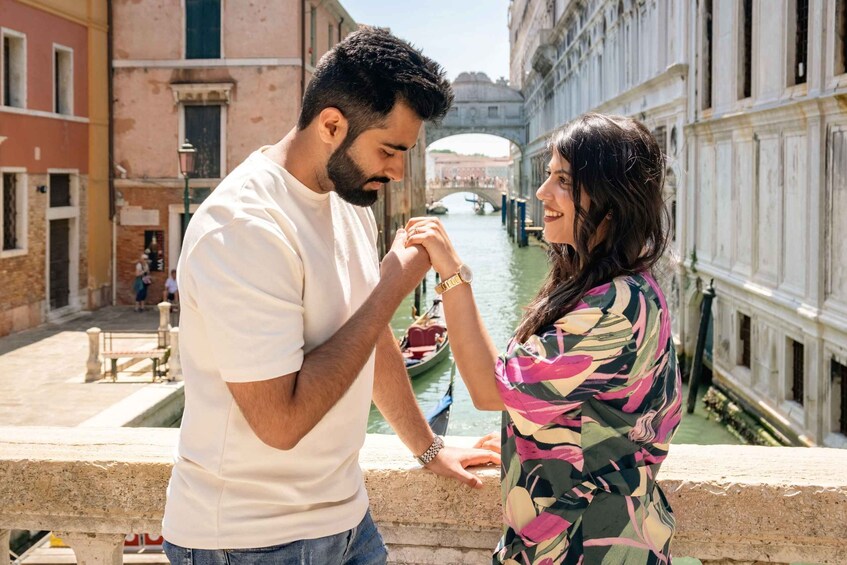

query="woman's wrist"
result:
[437,259,463,279]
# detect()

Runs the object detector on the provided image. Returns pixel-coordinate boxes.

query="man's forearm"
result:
[283,283,410,444]
[373,326,434,456]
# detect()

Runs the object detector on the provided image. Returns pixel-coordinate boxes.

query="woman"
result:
[133,253,151,312]
[406,114,682,564]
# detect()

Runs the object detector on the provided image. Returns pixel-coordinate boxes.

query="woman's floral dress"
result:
[494,273,682,564]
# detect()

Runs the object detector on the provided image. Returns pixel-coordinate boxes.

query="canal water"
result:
[367,192,740,446]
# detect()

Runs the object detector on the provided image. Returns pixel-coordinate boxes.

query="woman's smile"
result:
[544,207,564,223]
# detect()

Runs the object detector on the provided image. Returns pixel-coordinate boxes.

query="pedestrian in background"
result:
[163,269,179,305]
[133,253,150,312]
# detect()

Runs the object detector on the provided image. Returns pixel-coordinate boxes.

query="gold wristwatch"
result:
[435,264,473,295]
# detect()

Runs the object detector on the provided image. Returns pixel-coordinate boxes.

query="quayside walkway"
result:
[1,429,845,564]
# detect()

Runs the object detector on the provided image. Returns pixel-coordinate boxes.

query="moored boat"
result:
[400,298,450,378]
[426,201,449,215]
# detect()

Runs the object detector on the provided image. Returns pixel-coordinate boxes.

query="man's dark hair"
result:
[297,27,454,138]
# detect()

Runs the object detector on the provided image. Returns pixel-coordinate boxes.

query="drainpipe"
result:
[300,0,306,102]
[337,16,344,44]
[107,0,117,305]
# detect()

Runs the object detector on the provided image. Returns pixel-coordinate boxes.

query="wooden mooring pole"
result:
[687,279,716,414]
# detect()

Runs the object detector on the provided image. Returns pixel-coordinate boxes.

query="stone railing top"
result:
[1,427,847,563]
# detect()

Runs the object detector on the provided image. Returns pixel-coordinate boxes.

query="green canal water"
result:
[367,193,740,446]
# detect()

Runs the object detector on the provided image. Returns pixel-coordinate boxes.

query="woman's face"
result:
[536,152,589,245]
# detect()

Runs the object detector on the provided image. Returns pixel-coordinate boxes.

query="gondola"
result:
[425,363,455,436]
[400,298,450,378]
[426,201,449,215]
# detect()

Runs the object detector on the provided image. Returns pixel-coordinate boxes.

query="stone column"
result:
[85,328,102,383]
[157,302,171,348]
[169,327,182,382]
[1,529,10,565]
[54,532,125,565]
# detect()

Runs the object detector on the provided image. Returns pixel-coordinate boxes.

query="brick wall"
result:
[0,173,48,336]
[115,184,184,306]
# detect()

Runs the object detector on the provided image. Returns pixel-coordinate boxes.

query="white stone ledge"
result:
[1,428,846,564]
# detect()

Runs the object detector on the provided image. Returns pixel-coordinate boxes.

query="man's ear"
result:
[316,107,349,148]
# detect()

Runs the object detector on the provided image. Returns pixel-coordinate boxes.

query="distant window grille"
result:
[50,174,71,208]
[834,359,847,436]
[488,106,499,118]
[185,0,221,59]
[184,105,222,179]
[739,0,753,98]
[2,173,18,250]
[739,314,751,368]
[702,0,713,109]
[794,0,809,84]
[791,339,805,405]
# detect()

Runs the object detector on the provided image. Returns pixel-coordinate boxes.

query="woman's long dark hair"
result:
[514,113,669,343]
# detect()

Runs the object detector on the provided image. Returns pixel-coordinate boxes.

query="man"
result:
[162,27,498,564]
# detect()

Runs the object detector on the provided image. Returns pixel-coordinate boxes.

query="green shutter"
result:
[186,0,221,59]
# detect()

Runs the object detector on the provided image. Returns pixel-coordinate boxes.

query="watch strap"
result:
[435,273,467,295]
[415,435,444,466]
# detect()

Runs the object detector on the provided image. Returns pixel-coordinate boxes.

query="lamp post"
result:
[177,140,196,239]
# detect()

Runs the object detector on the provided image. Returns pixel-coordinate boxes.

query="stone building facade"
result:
[112,0,428,302]
[0,0,110,337]
[509,0,847,447]
[111,0,358,303]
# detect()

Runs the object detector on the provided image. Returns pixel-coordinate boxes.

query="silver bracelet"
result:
[415,435,444,466]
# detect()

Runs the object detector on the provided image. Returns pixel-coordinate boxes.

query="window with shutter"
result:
[185,105,222,179]
[186,0,221,59]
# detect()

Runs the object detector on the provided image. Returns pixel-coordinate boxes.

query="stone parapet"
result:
[1,428,845,564]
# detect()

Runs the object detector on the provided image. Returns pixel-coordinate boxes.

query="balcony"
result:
[1,427,845,564]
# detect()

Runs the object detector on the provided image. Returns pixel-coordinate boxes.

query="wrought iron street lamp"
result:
[177,140,196,239]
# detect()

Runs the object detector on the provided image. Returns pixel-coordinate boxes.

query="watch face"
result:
[459,264,473,284]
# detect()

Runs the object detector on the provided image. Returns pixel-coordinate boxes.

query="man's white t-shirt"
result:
[162,148,380,549]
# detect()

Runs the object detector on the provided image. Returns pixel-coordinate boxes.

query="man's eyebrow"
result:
[385,143,414,151]
[551,169,571,176]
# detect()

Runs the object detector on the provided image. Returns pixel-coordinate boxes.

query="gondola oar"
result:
[426,362,456,436]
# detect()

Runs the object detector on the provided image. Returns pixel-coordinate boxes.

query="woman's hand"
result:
[404,217,462,278]
[473,431,501,454]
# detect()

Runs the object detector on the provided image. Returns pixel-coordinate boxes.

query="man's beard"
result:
[326,145,389,207]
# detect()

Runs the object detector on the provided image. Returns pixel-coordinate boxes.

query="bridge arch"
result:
[426,184,505,210]
[425,72,526,150]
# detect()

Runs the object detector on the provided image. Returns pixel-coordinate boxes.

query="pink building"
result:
[0,0,110,336]
[112,0,361,303]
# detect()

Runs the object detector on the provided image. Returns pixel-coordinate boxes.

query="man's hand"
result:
[424,445,500,489]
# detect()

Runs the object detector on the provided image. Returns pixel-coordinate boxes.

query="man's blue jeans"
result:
[163,510,388,565]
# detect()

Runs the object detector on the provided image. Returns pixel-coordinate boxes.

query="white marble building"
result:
[510,0,847,447]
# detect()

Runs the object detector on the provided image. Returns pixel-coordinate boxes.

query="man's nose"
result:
[385,155,405,182]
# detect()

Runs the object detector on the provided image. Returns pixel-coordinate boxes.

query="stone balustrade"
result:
[1,427,846,564]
